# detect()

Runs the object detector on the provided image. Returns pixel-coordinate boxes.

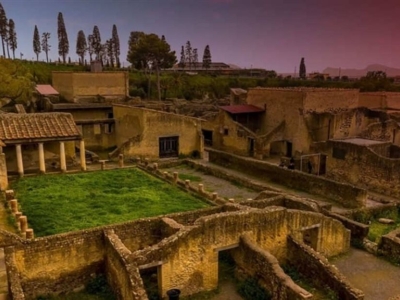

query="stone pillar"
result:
[198,184,204,193]
[212,192,218,201]
[0,153,8,190]
[153,163,158,171]
[173,172,178,184]
[25,228,34,240]
[185,179,190,189]
[9,199,18,213]
[118,154,124,168]
[38,143,46,174]
[15,144,24,177]
[19,216,27,233]
[101,161,106,170]
[15,212,22,231]
[80,140,87,171]
[5,190,14,200]
[59,141,66,172]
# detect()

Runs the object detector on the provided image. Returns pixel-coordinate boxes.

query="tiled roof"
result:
[0,113,81,143]
[52,103,112,110]
[219,105,265,114]
[35,85,59,95]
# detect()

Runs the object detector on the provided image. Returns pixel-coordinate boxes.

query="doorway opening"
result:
[202,130,213,147]
[139,265,161,300]
[159,136,179,158]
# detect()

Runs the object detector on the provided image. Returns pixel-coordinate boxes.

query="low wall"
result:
[287,236,364,300]
[5,247,25,300]
[105,230,147,300]
[323,210,369,242]
[208,149,367,208]
[233,234,311,299]
[378,228,400,264]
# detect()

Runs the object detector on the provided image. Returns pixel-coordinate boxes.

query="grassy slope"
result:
[12,168,209,237]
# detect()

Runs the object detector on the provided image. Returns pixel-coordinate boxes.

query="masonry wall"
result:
[303,90,359,114]
[247,88,309,154]
[287,236,364,300]
[358,93,386,109]
[133,208,350,297]
[378,229,400,264]
[208,148,367,208]
[113,105,202,159]
[0,153,8,190]
[79,123,116,150]
[326,141,400,197]
[52,72,128,102]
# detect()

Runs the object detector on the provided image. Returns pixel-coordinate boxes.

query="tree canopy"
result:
[202,45,211,70]
[33,25,40,61]
[76,30,87,65]
[299,57,306,79]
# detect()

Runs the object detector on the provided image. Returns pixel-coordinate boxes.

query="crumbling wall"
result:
[232,234,311,300]
[327,141,400,197]
[208,148,367,208]
[378,228,400,264]
[104,230,147,300]
[287,236,364,300]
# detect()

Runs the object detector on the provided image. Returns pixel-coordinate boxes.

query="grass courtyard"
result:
[12,168,209,237]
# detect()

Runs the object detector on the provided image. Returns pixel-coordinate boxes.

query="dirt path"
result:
[331,248,400,300]
[163,165,259,201]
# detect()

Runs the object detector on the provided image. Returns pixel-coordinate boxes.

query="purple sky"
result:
[2,0,399,72]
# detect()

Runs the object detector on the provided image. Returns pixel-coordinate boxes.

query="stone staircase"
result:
[0,248,8,300]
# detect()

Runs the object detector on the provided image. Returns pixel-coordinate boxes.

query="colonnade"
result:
[15,140,87,176]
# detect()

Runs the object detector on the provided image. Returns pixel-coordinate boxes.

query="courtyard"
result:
[11,168,209,237]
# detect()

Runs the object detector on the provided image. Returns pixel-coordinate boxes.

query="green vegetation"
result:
[178,173,202,182]
[12,168,209,236]
[36,274,115,300]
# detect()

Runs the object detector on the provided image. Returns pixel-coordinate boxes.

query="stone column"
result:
[80,140,87,171]
[59,141,66,172]
[38,143,46,174]
[15,144,24,177]
[118,154,124,168]
[0,153,8,190]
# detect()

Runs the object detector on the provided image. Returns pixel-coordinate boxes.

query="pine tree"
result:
[76,30,87,65]
[92,25,102,60]
[57,12,69,63]
[112,24,120,68]
[0,3,7,57]
[8,19,16,59]
[87,34,94,62]
[41,32,51,63]
[105,39,114,68]
[185,41,192,70]
[192,48,198,69]
[33,25,41,61]
[178,45,185,68]
[202,45,211,70]
[299,57,306,79]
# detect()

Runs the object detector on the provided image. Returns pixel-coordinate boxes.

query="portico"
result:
[0,113,85,179]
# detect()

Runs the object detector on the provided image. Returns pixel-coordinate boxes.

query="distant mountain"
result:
[323,64,400,78]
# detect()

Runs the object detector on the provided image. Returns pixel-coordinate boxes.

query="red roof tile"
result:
[0,113,81,143]
[35,85,59,95]
[219,105,264,114]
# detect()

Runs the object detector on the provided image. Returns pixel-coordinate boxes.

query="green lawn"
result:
[12,168,209,237]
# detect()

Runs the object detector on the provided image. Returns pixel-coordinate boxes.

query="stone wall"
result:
[52,72,129,102]
[113,105,203,159]
[303,89,359,114]
[232,234,311,299]
[208,148,367,208]
[327,140,400,197]
[287,236,364,300]
[0,153,8,190]
[378,228,400,264]
[358,93,386,109]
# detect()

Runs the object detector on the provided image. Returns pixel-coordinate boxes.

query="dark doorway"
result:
[139,266,160,300]
[319,154,327,175]
[202,130,213,146]
[248,138,255,156]
[159,136,179,158]
[286,141,292,157]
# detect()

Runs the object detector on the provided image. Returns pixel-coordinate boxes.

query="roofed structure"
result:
[35,85,59,95]
[0,113,81,144]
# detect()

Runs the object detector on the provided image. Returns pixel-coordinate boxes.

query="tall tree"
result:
[76,30,87,65]
[202,45,211,70]
[127,33,176,101]
[87,34,94,62]
[192,48,198,69]
[112,24,120,68]
[299,57,306,79]
[178,45,185,68]
[8,19,16,59]
[105,39,114,68]
[0,3,7,57]
[92,25,102,60]
[57,12,69,63]
[41,32,50,63]
[185,41,192,70]
[33,25,41,61]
